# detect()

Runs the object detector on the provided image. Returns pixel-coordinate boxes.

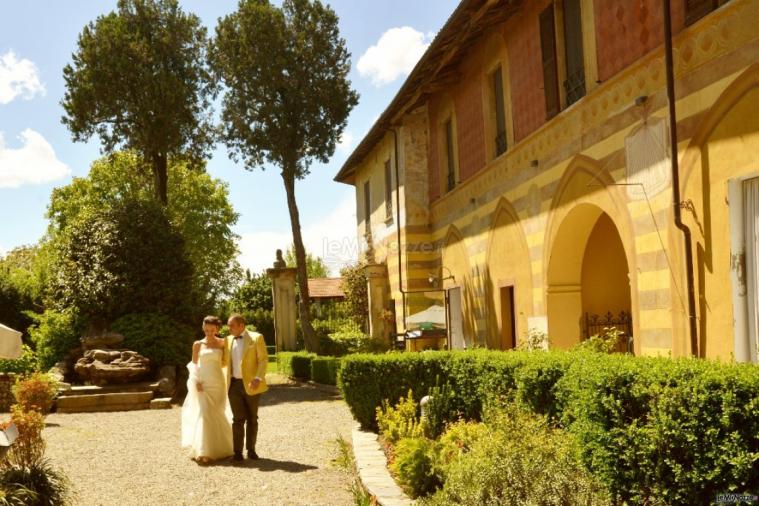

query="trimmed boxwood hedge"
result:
[310,356,342,385]
[338,350,759,505]
[276,351,315,379]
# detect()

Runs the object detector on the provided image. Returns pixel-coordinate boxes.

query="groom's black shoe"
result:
[233,453,244,462]
[248,451,259,460]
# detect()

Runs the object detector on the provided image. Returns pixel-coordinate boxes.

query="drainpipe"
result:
[391,127,407,328]
[663,0,698,356]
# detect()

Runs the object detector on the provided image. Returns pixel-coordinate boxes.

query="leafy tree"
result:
[61,0,215,205]
[230,269,273,312]
[50,196,194,328]
[47,152,241,312]
[0,245,50,335]
[340,261,368,332]
[285,246,329,278]
[211,0,359,352]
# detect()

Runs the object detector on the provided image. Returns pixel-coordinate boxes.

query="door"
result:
[447,287,465,350]
[500,286,516,349]
[728,176,759,363]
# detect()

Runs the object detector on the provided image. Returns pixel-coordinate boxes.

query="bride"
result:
[181,316,233,464]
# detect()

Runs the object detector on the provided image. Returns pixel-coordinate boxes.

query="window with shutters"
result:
[540,1,589,118]
[685,0,730,26]
[491,65,508,157]
[384,159,393,223]
[444,118,457,193]
[363,180,371,232]
[562,0,586,106]
[539,5,560,120]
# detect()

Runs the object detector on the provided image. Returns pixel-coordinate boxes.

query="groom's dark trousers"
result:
[229,378,260,455]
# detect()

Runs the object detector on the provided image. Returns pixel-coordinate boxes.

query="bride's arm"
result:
[191,341,201,365]
[191,341,203,392]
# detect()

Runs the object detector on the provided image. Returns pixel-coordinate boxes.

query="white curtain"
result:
[743,178,759,363]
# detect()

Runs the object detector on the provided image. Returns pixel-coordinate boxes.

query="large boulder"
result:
[74,349,150,386]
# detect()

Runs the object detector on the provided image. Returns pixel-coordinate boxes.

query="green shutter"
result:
[539,5,560,119]
[493,67,507,156]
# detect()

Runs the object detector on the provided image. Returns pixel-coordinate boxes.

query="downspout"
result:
[391,127,407,329]
[663,0,699,356]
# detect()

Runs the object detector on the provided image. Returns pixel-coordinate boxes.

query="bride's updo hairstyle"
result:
[203,316,222,328]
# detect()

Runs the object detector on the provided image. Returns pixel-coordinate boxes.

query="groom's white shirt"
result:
[231,336,244,379]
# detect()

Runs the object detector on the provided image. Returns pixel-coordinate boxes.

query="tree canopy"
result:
[61,0,215,205]
[47,152,241,314]
[211,0,358,352]
[285,246,329,279]
[50,196,194,326]
[230,270,273,313]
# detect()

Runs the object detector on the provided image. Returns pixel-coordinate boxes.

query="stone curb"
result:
[352,424,412,506]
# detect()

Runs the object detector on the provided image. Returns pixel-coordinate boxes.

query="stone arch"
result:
[543,155,639,350]
[484,198,533,349]
[441,225,476,346]
[678,63,759,359]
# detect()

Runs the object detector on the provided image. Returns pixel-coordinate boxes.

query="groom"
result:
[226,314,268,461]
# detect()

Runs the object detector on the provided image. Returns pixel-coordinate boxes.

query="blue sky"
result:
[0,0,458,275]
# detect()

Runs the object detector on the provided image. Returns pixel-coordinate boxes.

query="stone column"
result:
[267,250,298,352]
[365,263,391,343]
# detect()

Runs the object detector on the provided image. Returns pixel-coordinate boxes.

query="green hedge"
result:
[276,351,315,379]
[310,356,342,385]
[339,350,759,505]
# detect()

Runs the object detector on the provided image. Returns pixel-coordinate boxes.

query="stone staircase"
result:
[56,381,173,414]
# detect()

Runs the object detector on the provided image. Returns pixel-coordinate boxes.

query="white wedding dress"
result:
[181,346,233,460]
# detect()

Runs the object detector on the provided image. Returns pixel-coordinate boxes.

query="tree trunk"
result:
[152,152,169,205]
[282,170,320,354]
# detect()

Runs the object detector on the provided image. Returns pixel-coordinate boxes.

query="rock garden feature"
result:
[74,349,151,386]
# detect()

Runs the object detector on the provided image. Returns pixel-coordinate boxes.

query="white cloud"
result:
[357,27,433,87]
[0,51,45,105]
[237,195,358,277]
[337,131,354,154]
[0,129,70,188]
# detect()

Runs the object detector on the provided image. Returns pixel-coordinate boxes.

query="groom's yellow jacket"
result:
[225,330,269,396]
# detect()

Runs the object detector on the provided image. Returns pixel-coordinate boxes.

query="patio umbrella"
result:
[406,305,446,328]
[0,324,23,359]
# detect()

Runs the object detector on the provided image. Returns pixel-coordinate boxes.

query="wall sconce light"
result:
[428,266,455,288]
[634,95,648,107]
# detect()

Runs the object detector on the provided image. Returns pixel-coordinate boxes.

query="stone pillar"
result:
[267,250,298,352]
[365,263,391,343]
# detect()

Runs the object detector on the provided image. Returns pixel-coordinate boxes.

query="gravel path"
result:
[44,375,356,505]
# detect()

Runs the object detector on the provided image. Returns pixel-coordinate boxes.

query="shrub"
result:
[276,352,315,379]
[391,437,439,498]
[6,406,45,468]
[341,350,759,503]
[556,354,759,505]
[11,374,58,415]
[0,346,37,375]
[430,420,489,482]
[0,459,71,506]
[26,310,83,372]
[310,356,341,385]
[424,403,610,506]
[111,313,194,367]
[572,327,626,354]
[376,390,425,445]
[422,381,459,440]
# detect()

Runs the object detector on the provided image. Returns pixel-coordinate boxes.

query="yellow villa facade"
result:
[336,0,759,361]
